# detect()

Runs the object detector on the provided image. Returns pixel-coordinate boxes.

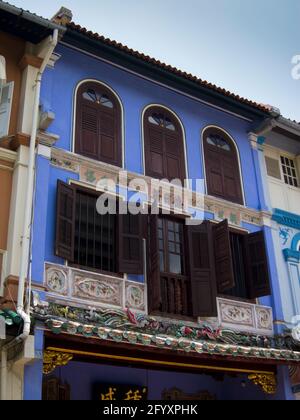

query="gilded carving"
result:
[248,373,277,395]
[43,351,73,375]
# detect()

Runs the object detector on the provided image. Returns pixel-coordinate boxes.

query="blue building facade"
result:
[19,14,299,401]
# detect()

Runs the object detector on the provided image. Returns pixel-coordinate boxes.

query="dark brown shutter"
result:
[203,128,243,205]
[118,213,144,274]
[187,221,217,317]
[144,107,186,183]
[75,82,122,167]
[55,180,76,261]
[147,215,161,312]
[245,231,271,298]
[77,103,99,160]
[213,219,235,292]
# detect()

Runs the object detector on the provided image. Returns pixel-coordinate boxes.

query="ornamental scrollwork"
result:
[248,373,277,395]
[43,350,74,375]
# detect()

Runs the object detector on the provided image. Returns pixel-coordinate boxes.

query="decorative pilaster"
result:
[248,132,271,212]
[248,373,277,395]
[43,350,73,375]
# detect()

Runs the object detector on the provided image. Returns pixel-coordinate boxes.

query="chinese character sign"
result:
[93,384,148,401]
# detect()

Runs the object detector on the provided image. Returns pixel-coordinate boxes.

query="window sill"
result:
[68,262,123,279]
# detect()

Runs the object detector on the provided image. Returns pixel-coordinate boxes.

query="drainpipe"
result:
[0,29,58,401]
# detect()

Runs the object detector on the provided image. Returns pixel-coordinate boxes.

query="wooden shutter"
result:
[0,82,14,138]
[75,82,122,167]
[145,125,165,179]
[187,221,217,317]
[165,133,184,182]
[203,128,243,205]
[78,103,99,160]
[144,107,186,182]
[213,219,235,292]
[118,213,144,274]
[147,215,161,312]
[55,180,76,261]
[245,231,271,298]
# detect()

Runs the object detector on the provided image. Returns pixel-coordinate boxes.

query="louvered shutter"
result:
[145,125,165,178]
[204,128,243,205]
[75,83,122,167]
[165,133,184,182]
[147,215,161,312]
[213,219,235,292]
[118,213,144,274]
[206,152,224,197]
[144,107,186,182]
[0,82,14,138]
[245,230,271,298]
[77,103,99,160]
[55,180,76,261]
[187,221,217,317]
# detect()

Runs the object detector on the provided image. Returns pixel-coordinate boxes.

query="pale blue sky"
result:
[8,0,300,121]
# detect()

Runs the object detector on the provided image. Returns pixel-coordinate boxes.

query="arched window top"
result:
[144,106,186,182]
[148,112,176,132]
[206,133,231,151]
[75,81,122,167]
[82,88,114,109]
[203,126,244,205]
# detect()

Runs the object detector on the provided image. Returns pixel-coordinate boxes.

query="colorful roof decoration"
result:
[32,301,300,364]
[0,309,22,326]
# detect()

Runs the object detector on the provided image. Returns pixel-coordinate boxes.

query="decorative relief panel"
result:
[219,300,254,327]
[72,274,122,307]
[255,306,273,332]
[44,264,146,313]
[45,267,68,295]
[218,298,273,335]
[125,282,145,311]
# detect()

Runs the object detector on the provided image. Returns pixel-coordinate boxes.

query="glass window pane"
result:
[168,231,175,241]
[159,252,164,272]
[169,254,182,275]
[168,242,175,253]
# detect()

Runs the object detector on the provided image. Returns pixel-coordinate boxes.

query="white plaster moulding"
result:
[49,147,272,226]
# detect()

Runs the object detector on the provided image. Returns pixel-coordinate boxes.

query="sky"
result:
[7,0,300,121]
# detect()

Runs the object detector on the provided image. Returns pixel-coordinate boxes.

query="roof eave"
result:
[63,28,271,121]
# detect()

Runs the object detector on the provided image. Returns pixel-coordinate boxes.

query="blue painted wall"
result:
[51,360,286,401]
[40,44,261,210]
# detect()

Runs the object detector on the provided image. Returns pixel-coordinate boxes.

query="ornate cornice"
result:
[272,209,300,230]
[283,249,300,263]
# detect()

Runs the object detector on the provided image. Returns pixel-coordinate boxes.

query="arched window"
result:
[75,82,122,167]
[203,127,244,204]
[144,107,186,182]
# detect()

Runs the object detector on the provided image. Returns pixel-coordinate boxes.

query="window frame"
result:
[280,154,299,188]
[73,80,123,168]
[143,105,187,184]
[0,81,14,139]
[71,185,119,277]
[202,126,245,205]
